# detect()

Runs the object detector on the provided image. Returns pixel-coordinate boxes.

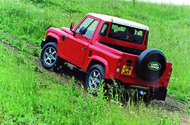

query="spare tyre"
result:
[135,48,166,82]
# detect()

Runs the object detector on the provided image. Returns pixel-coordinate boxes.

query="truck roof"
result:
[87,13,149,31]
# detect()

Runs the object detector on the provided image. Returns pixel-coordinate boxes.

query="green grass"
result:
[1,0,189,101]
[0,0,189,124]
[0,45,178,124]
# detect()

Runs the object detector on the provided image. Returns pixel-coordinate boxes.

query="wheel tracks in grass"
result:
[0,31,40,56]
[0,31,190,124]
[0,30,88,93]
[151,96,190,124]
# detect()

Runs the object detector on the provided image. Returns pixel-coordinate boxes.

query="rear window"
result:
[108,23,145,44]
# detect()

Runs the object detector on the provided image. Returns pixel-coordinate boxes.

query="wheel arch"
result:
[41,33,59,48]
[86,57,109,78]
[87,59,105,71]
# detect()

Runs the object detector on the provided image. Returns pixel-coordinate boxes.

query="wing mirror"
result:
[70,22,75,36]
[70,22,74,31]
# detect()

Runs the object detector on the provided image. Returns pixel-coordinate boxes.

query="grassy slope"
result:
[0,45,178,124]
[0,0,189,100]
[0,0,189,124]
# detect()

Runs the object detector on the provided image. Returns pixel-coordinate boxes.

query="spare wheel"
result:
[135,48,166,82]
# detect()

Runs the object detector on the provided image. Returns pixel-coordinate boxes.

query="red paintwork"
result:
[44,14,172,88]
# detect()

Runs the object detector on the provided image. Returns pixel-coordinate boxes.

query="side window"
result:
[99,23,109,36]
[76,17,99,39]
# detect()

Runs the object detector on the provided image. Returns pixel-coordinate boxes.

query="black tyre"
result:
[86,64,105,93]
[135,48,166,82]
[41,42,59,69]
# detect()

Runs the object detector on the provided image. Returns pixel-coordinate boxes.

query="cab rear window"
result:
[108,23,145,44]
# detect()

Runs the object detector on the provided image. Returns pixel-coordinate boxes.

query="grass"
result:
[0,0,189,124]
[1,0,190,101]
[0,45,178,124]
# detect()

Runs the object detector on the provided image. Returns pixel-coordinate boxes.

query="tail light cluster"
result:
[116,58,133,73]
[167,68,173,81]
[116,58,122,73]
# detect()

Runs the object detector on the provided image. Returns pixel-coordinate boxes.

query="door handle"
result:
[81,47,86,50]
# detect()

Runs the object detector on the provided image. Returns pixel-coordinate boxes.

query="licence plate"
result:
[121,65,133,75]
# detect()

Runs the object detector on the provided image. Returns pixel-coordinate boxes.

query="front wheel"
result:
[86,64,105,93]
[41,42,59,69]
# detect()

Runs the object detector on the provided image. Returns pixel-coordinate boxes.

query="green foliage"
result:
[23,0,82,13]
[15,53,26,65]
[31,65,42,72]
[159,111,179,125]
[187,104,190,114]
[32,47,40,56]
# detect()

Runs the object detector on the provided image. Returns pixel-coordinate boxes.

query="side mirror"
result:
[70,22,74,31]
[70,22,75,36]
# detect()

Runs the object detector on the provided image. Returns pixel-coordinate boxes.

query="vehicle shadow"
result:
[52,62,87,88]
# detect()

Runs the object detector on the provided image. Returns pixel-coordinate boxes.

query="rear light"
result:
[166,68,172,83]
[168,68,172,76]
[117,58,123,67]
[116,58,122,73]
[166,77,170,81]
[117,63,121,67]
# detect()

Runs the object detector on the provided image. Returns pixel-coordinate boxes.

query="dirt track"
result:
[0,33,189,124]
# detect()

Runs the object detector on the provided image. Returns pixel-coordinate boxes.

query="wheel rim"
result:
[43,46,57,66]
[88,69,102,92]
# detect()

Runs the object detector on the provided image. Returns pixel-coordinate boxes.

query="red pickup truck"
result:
[40,13,172,100]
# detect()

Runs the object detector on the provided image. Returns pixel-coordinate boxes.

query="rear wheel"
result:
[86,64,105,93]
[41,42,59,69]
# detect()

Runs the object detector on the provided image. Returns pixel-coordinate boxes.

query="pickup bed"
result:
[40,13,172,101]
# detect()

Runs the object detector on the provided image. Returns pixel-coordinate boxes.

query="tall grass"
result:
[0,45,178,124]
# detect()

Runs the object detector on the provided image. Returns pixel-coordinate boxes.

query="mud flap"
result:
[154,87,167,101]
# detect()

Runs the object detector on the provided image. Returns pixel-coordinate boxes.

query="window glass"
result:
[144,32,149,45]
[108,23,145,44]
[76,17,99,38]
[99,23,109,36]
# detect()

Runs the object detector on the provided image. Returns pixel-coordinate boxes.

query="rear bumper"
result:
[117,81,167,101]
[116,76,167,88]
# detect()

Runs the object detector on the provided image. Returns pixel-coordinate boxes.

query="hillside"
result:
[0,0,190,124]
